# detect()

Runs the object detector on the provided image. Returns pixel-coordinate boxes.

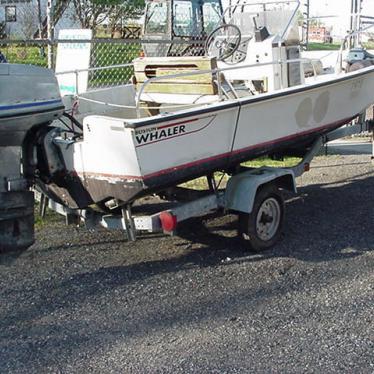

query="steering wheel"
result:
[205,24,242,62]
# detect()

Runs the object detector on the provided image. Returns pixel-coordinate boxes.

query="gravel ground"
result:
[0,154,373,374]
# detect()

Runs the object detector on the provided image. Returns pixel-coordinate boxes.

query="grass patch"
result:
[2,43,141,86]
[181,157,301,190]
[2,45,48,67]
[363,42,374,50]
[92,42,141,66]
[34,202,62,229]
[87,43,141,87]
[307,41,374,51]
[244,156,301,168]
[307,42,341,51]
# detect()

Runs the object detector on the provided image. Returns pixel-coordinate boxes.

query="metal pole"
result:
[354,0,359,46]
[351,0,363,47]
[357,0,363,46]
[47,0,54,69]
[350,0,355,48]
[350,0,354,32]
[37,0,43,38]
[305,0,309,48]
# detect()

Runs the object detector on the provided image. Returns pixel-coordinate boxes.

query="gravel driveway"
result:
[0,154,373,373]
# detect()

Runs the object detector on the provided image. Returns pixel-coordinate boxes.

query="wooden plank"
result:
[137,82,217,95]
[134,69,214,84]
[133,57,218,97]
[133,56,216,66]
[133,56,217,72]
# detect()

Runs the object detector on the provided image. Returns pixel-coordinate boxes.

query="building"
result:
[308,25,333,44]
[0,0,79,39]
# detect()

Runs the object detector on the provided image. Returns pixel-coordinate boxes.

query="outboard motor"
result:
[0,64,63,253]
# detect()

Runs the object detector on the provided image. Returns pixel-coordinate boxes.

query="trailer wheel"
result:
[238,184,284,251]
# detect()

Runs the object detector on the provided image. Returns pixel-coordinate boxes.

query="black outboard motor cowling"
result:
[0,64,63,254]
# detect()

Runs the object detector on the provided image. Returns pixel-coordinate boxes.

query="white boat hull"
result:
[44,66,374,208]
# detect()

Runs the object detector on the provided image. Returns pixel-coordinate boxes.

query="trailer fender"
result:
[224,167,297,214]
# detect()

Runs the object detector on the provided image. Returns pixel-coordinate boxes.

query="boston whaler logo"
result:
[135,124,186,146]
[134,116,215,147]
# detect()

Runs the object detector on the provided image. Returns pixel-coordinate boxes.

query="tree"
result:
[107,0,145,36]
[71,0,108,30]
[71,0,144,34]
[33,0,70,39]
[0,22,6,39]
[296,10,304,26]
[17,3,41,39]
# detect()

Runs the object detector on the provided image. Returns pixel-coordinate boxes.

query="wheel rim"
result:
[255,197,281,241]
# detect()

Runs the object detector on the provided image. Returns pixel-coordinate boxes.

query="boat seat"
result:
[133,56,220,106]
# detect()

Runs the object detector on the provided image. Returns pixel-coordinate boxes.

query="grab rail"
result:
[54,63,134,76]
[55,63,134,95]
[136,56,319,118]
[55,56,320,119]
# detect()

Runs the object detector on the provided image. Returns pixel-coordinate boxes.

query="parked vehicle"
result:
[142,0,223,56]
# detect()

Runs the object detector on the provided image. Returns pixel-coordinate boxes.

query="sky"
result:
[310,0,374,36]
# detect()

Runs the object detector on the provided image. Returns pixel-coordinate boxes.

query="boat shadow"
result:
[2,171,373,274]
[174,171,374,265]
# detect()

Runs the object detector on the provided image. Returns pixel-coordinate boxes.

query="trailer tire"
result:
[238,184,284,251]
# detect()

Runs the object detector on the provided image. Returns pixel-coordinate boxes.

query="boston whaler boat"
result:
[31,0,374,249]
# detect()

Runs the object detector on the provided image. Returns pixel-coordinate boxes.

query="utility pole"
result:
[350,0,363,47]
[37,0,43,38]
[47,0,54,69]
[301,0,310,49]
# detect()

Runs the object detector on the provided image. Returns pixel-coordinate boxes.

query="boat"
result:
[36,0,374,211]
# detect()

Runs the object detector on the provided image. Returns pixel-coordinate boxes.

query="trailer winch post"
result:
[122,205,137,241]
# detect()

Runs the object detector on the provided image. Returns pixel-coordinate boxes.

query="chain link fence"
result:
[0,1,49,67]
[0,0,219,89]
[88,40,141,89]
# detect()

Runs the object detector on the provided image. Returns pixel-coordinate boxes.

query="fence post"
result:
[47,0,54,69]
[37,0,43,39]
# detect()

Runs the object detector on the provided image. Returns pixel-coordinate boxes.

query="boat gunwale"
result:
[124,65,374,129]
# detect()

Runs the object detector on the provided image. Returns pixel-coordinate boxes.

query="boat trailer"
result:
[35,118,374,252]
